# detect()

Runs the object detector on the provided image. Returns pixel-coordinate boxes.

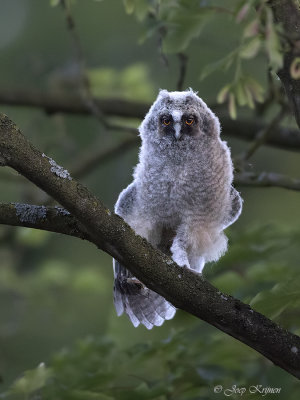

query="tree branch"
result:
[0,88,148,118]
[0,88,299,151]
[176,53,188,91]
[70,136,139,179]
[0,113,300,379]
[269,0,300,128]
[235,171,300,191]
[60,0,109,128]
[236,106,287,164]
[219,114,300,152]
[0,202,91,241]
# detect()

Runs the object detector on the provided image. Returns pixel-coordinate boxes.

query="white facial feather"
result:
[171,110,182,122]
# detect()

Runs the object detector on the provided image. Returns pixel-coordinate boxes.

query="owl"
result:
[113,89,242,329]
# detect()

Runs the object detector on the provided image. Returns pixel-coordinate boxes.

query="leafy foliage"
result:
[206,224,300,329]
[123,0,284,118]
[2,326,300,400]
[3,324,300,400]
[250,277,300,319]
[1,225,300,399]
[124,0,214,53]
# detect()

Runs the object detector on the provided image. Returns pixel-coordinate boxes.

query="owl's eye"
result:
[162,117,171,126]
[185,117,194,126]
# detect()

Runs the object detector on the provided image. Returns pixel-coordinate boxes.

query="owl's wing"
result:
[222,187,243,230]
[114,182,137,219]
[113,183,176,329]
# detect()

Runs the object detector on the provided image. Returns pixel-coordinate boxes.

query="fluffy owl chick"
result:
[113,89,242,329]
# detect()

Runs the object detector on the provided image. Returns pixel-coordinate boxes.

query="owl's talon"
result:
[126,278,144,288]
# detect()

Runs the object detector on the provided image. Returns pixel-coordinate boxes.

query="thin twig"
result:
[233,106,288,172]
[108,123,138,135]
[59,0,141,136]
[240,106,287,162]
[60,0,109,128]
[176,53,188,91]
[235,171,300,191]
[158,26,169,68]
[70,136,139,179]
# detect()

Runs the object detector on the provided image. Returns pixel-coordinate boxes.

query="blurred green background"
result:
[0,0,299,399]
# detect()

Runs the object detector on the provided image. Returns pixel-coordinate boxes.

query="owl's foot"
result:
[170,246,190,268]
[120,278,148,295]
[126,277,144,287]
[189,256,205,273]
[170,231,191,268]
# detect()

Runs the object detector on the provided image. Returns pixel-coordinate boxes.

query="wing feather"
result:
[222,187,243,230]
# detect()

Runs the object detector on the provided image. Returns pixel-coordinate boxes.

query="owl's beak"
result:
[174,123,182,140]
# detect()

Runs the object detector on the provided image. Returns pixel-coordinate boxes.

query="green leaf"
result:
[235,3,251,23]
[243,19,260,38]
[234,81,248,106]
[228,93,237,119]
[50,0,60,6]
[123,0,150,20]
[246,262,288,284]
[162,3,213,54]
[69,390,114,400]
[10,363,52,396]
[250,277,300,318]
[244,85,255,108]
[265,8,283,70]
[217,84,231,104]
[200,50,237,80]
[135,0,150,21]
[212,271,244,295]
[240,37,261,59]
[163,16,208,53]
[245,76,264,102]
[123,0,135,14]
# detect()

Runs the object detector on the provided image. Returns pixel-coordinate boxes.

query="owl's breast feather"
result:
[137,143,232,223]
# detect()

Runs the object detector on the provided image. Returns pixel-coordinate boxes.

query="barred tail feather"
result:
[113,259,176,329]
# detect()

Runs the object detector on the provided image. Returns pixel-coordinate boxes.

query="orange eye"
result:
[185,117,194,125]
[162,118,171,126]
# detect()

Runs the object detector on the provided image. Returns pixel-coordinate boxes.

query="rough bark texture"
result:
[270,0,300,128]
[1,113,300,379]
[0,203,91,241]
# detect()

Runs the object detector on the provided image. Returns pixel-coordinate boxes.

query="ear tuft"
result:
[186,87,198,96]
[158,89,170,98]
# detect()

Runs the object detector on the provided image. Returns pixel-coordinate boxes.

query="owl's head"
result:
[139,89,220,145]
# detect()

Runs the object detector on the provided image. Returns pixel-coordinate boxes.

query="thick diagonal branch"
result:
[0,113,300,379]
